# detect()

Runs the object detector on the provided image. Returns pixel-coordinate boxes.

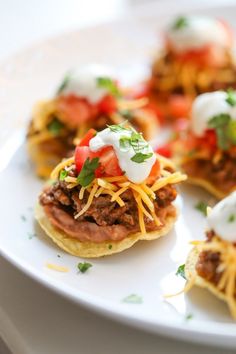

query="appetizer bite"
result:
[185,192,236,318]
[161,90,236,199]
[35,124,186,258]
[27,64,158,178]
[148,15,236,120]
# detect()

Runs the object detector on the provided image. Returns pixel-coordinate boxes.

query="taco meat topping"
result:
[39,181,177,243]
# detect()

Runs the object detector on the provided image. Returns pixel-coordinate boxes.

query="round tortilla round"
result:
[35,204,177,258]
[185,176,236,200]
[185,248,230,304]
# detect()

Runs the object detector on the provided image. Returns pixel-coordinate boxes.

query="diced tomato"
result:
[57,95,96,128]
[155,143,172,158]
[79,128,97,147]
[96,146,123,177]
[97,94,117,115]
[169,95,192,119]
[147,159,161,184]
[75,144,122,177]
[200,129,217,151]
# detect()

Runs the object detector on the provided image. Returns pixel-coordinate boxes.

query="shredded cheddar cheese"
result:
[195,237,236,318]
[46,263,69,272]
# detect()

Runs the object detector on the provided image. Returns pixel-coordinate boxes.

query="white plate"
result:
[1,1,236,348]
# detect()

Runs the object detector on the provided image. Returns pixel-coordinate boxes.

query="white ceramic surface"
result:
[1,2,236,348]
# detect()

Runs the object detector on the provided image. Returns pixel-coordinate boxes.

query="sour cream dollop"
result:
[166,16,230,53]
[89,127,156,183]
[191,91,236,136]
[58,64,115,104]
[207,191,236,242]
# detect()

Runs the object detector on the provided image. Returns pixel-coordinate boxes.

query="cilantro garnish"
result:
[108,244,113,250]
[47,118,64,136]
[228,214,235,223]
[59,169,68,181]
[77,157,100,187]
[176,264,186,280]
[122,294,143,304]
[21,215,26,222]
[119,136,131,152]
[77,262,92,273]
[207,113,235,150]
[195,201,208,216]
[96,77,121,97]
[185,313,193,321]
[57,73,71,94]
[107,122,129,133]
[131,152,153,163]
[172,16,188,30]
[225,89,236,107]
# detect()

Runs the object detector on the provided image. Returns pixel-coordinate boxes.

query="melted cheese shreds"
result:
[74,183,98,219]
[111,186,129,202]
[51,157,75,180]
[129,184,154,211]
[97,178,118,191]
[151,172,187,192]
[79,186,86,200]
[46,263,69,272]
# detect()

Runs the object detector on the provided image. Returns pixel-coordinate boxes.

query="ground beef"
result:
[196,231,223,286]
[182,152,236,193]
[39,181,177,243]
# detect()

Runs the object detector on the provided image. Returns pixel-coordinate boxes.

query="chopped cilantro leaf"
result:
[131,152,153,163]
[185,313,193,321]
[225,89,236,107]
[21,215,26,222]
[57,73,71,94]
[108,244,112,250]
[208,113,231,150]
[176,264,186,280]
[119,136,131,152]
[228,214,235,223]
[77,262,92,273]
[107,122,129,133]
[195,201,208,216]
[172,16,188,30]
[227,119,236,144]
[77,157,100,187]
[122,294,143,304]
[96,77,121,97]
[59,169,68,181]
[47,118,64,136]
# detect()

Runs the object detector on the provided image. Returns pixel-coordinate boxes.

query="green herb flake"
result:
[57,254,61,258]
[27,232,36,240]
[77,262,92,273]
[122,294,143,304]
[172,16,188,30]
[208,113,231,150]
[57,73,71,94]
[59,169,68,181]
[176,264,186,280]
[21,215,26,222]
[185,313,193,321]
[119,136,131,152]
[108,244,113,250]
[107,122,129,133]
[195,201,208,216]
[96,77,121,97]
[228,214,235,223]
[47,118,64,136]
[131,152,153,163]
[77,157,100,187]
[225,89,236,107]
